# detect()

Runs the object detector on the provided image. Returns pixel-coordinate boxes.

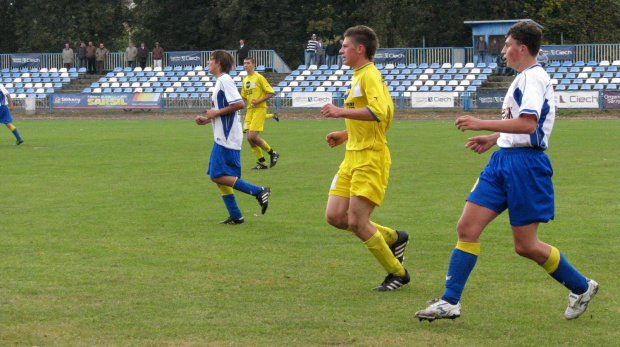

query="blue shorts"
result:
[0,106,13,124]
[207,142,241,179]
[467,147,554,227]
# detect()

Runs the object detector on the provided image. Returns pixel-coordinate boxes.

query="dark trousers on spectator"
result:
[64,63,72,70]
[87,58,96,74]
[140,60,147,69]
[79,58,87,69]
[97,61,104,74]
[127,61,136,69]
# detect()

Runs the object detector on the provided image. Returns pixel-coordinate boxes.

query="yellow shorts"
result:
[329,147,391,206]
[244,107,267,132]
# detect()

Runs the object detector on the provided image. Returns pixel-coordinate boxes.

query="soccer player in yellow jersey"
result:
[241,57,280,170]
[321,25,410,291]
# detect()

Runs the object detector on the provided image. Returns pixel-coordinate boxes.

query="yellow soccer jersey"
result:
[241,72,274,108]
[343,62,394,151]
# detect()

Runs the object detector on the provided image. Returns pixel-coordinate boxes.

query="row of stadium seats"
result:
[0,67,84,74]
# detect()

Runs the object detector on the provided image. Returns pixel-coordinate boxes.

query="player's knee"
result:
[513,243,535,259]
[325,211,347,230]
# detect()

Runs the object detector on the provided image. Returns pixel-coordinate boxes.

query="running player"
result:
[0,84,23,145]
[321,25,410,291]
[415,21,597,321]
[241,57,280,170]
[195,50,270,225]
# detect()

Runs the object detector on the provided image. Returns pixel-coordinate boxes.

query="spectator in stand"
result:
[152,41,164,68]
[125,43,138,69]
[138,42,149,69]
[95,43,110,75]
[337,39,343,67]
[86,41,97,75]
[326,39,338,67]
[237,39,249,66]
[305,34,318,66]
[62,43,74,70]
[490,38,500,64]
[77,41,87,70]
[537,49,549,68]
[476,36,487,65]
[316,38,326,66]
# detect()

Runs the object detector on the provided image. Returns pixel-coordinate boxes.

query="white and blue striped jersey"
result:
[0,84,9,106]
[211,73,244,150]
[498,64,555,149]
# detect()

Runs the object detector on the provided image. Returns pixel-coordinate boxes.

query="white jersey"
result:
[498,64,555,149]
[210,73,244,150]
[0,84,9,106]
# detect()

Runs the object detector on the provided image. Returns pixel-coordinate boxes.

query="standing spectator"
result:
[62,43,74,70]
[475,36,487,65]
[241,57,279,170]
[125,43,138,69]
[490,38,500,64]
[337,39,343,67]
[95,43,109,75]
[194,50,271,225]
[320,25,410,292]
[137,42,149,70]
[77,41,87,70]
[326,39,338,67]
[414,21,597,322]
[537,49,549,68]
[0,83,23,145]
[85,41,97,75]
[316,38,326,67]
[305,34,318,66]
[236,39,249,66]
[152,41,164,68]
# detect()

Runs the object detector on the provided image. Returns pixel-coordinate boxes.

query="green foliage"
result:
[1,0,618,65]
[0,117,618,345]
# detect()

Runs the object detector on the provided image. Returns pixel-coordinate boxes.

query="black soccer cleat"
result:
[269,152,280,168]
[218,216,245,225]
[250,162,269,170]
[371,270,410,291]
[15,139,24,146]
[273,113,280,122]
[390,230,410,264]
[256,187,270,214]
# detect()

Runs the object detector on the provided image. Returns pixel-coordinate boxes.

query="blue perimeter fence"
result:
[2,44,620,74]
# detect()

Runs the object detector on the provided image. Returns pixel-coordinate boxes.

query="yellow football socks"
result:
[455,240,481,256]
[541,246,561,274]
[251,146,264,161]
[364,231,406,276]
[259,140,272,153]
[370,222,398,246]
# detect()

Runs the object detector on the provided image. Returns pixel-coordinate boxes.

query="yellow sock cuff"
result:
[219,185,234,196]
[251,146,264,160]
[260,140,271,153]
[370,221,397,246]
[363,230,382,247]
[8,124,16,131]
[541,246,560,274]
[456,241,481,256]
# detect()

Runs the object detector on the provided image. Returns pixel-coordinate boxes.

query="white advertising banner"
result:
[555,91,598,109]
[292,92,332,108]
[410,92,455,108]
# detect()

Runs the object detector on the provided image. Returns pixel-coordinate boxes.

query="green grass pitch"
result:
[1,117,618,345]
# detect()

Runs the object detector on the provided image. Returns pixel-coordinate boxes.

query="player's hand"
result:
[321,104,341,118]
[195,115,211,125]
[326,131,347,148]
[205,109,219,120]
[251,100,260,107]
[464,135,495,154]
[455,115,483,131]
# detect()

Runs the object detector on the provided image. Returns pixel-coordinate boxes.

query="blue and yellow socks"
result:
[541,246,588,295]
[442,241,480,305]
[8,124,22,141]
[219,185,242,219]
[232,177,263,196]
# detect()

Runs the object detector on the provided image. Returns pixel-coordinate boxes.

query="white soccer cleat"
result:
[565,279,598,320]
[414,298,461,322]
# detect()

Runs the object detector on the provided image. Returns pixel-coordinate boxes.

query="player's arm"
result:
[250,92,275,107]
[455,113,537,134]
[326,130,348,148]
[320,104,375,121]
[6,93,14,110]
[205,100,245,120]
